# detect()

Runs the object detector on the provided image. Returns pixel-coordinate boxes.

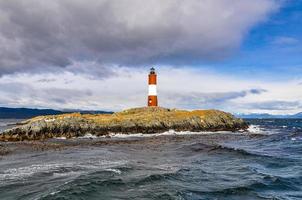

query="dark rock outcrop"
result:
[0,107,248,141]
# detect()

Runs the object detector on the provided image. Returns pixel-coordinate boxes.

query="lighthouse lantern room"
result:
[148,67,158,107]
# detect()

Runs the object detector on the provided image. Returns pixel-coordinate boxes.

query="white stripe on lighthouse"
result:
[148,84,157,95]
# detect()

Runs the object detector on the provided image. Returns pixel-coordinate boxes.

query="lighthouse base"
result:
[148,96,158,107]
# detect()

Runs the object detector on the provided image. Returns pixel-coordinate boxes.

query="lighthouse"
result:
[148,67,158,107]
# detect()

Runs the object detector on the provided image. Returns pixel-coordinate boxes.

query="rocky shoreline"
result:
[0,107,248,141]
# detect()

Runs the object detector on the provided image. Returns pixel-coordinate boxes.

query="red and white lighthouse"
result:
[148,67,158,107]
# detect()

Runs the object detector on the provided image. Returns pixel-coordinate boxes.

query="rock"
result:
[0,107,248,141]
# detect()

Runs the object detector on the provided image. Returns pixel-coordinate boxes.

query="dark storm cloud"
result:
[0,0,278,75]
[65,62,117,80]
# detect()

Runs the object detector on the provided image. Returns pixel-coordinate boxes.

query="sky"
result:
[0,0,301,114]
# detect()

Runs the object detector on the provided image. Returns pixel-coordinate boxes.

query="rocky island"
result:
[0,107,248,141]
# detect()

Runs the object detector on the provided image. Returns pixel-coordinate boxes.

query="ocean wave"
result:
[134,173,177,185]
[212,145,279,159]
[208,145,269,159]
[0,122,8,127]
[52,170,84,178]
[247,125,263,134]
[78,133,98,139]
[291,137,300,141]
[184,172,301,199]
[41,178,127,199]
[0,159,127,183]
[180,141,299,163]
[0,119,23,127]
[255,172,302,191]
[41,169,182,199]
[40,167,301,200]
[103,168,122,174]
[178,142,218,153]
[184,181,281,200]
[178,142,256,156]
[246,124,279,136]
[0,163,68,181]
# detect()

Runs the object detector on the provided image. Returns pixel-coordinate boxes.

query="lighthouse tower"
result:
[148,67,158,107]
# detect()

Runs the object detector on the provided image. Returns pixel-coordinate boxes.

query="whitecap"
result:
[78,133,98,139]
[52,171,83,178]
[104,168,122,174]
[291,137,302,141]
[0,163,67,181]
[50,190,60,196]
[247,125,262,134]
[55,136,66,140]
[105,130,239,139]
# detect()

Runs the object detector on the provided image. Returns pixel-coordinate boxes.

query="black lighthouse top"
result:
[150,67,156,74]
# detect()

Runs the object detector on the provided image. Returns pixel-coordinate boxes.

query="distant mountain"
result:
[235,112,302,119]
[0,107,113,119]
[292,112,302,118]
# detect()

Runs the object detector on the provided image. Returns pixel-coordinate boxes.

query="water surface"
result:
[0,119,301,199]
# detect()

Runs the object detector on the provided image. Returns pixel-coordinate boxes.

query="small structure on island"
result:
[148,67,158,107]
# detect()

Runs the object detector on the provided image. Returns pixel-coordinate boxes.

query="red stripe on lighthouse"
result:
[148,74,157,84]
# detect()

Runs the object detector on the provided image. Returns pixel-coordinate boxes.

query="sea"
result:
[0,118,301,200]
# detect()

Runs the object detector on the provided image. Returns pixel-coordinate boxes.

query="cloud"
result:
[161,89,267,109]
[249,88,268,94]
[0,81,94,108]
[271,36,300,46]
[243,101,302,110]
[65,61,117,79]
[1,65,300,115]
[37,78,57,83]
[0,0,279,75]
